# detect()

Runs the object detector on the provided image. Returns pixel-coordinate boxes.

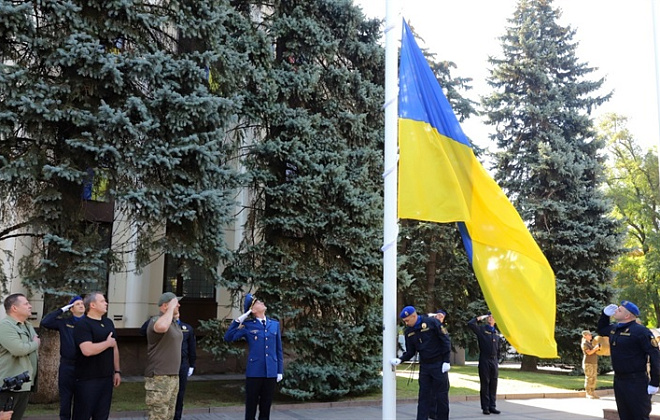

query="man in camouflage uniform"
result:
[144,292,183,420]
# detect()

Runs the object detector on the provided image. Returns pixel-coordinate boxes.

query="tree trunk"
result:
[425,251,437,313]
[30,329,60,403]
[520,354,538,372]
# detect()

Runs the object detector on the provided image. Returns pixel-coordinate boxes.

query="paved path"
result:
[24,370,660,420]
[104,391,660,420]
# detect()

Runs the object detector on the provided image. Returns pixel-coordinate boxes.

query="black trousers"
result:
[0,391,31,420]
[478,358,499,410]
[174,366,189,420]
[245,377,277,420]
[72,376,113,420]
[59,360,76,420]
[613,373,652,420]
[417,362,449,420]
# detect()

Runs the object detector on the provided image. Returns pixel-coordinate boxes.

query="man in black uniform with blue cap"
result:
[468,312,501,415]
[40,295,85,420]
[390,306,451,420]
[597,300,660,420]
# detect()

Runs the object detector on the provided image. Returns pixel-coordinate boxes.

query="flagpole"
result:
[382,0,400,419]
[652,0,660,188]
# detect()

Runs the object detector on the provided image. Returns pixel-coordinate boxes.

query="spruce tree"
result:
[0,0,247,291]
[222,0,384,400]
[482,0,620,367]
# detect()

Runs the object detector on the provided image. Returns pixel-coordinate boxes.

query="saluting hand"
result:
[236,309,252,324]
[60,303,74,312]
[603,304,618,317]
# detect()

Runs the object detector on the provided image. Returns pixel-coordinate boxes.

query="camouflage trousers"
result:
[145,375,180,420]
[583,363,598,396]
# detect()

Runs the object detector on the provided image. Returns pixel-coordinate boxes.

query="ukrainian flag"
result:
[398,20,558,358]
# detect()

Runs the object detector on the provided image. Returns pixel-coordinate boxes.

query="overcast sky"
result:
[353,0,660,152]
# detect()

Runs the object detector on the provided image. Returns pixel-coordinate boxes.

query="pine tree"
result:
[482,0,620,367]
[0,0,247,291]
[221,0,384,400]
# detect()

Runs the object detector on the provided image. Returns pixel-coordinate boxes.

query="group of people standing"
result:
[390,306,502,419]
[393,300,660,420]
[0,291,197,420]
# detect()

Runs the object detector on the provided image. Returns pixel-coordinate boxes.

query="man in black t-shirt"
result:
[73,293,121,420]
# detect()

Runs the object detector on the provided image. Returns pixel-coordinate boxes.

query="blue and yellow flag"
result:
[398,20,558,358]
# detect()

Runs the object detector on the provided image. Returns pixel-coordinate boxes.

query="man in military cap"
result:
[468,311,501,415]
[597,300,660,420]
[224,294,283,420]
[144,292,183,420]
[580,330,600,399]
[434,309,447,325]
[390,306,451,420]
[40,295,86,420]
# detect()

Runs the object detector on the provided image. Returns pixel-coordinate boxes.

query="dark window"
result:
[163,255,215,298]
[163,255,217,328]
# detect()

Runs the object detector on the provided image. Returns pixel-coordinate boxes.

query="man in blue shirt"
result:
[225,294,283,420]
[40,295,85,420]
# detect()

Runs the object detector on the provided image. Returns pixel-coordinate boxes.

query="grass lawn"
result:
[25,364,613,415]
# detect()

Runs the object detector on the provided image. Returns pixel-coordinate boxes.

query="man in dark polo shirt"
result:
[73,292,121,420]
[144,292,183,420]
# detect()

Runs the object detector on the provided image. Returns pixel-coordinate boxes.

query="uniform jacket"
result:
[400,315,451,364]
[224,317,283,378]
[467,317,500,361]
[40,308,83,361]
[0,316,39,392]
[597,313,660,386]
[179,320,197,370]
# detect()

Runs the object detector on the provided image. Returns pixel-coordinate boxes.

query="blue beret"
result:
[436,309,447,317]
[399,306,416,318]
[244,293,256,313]
[621,300,640,316]
[68,296,82,305]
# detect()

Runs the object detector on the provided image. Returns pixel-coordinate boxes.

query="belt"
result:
[614,371,648,379]
[420,356,443,364]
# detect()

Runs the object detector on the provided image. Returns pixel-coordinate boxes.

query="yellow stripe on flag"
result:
[398,19,558,358]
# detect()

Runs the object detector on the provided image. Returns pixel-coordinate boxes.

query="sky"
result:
[353,0,660,152]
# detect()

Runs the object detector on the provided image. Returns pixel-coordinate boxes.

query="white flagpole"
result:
[652,0,660,187]
[382,0,400,418]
